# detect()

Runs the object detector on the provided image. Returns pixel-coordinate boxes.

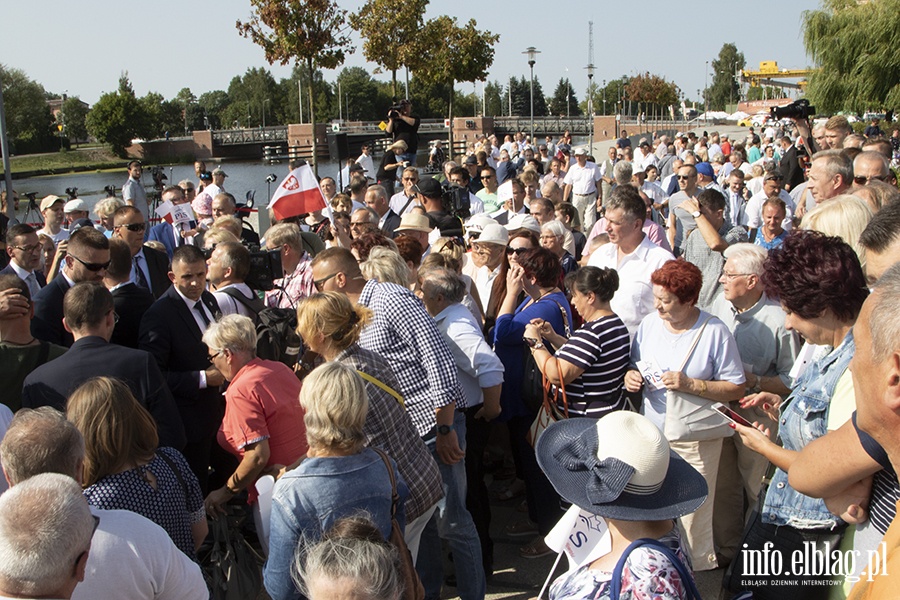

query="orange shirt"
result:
[848,501,900,599]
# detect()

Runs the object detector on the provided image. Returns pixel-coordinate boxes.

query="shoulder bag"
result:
[609,537,702,600]
[663,316,734,442]
[372,448,425,600]
[522,298,571,413]
[526,356,569,449]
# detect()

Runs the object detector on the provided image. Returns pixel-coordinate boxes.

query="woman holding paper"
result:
[624,259,745,572]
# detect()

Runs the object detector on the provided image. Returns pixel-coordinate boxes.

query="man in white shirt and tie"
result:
[1,224,46,298]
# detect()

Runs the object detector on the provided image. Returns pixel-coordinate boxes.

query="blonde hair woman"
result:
[263,362,409,600]
[801,193,873,271]
[67,376,207,559]
[295,293,442,557]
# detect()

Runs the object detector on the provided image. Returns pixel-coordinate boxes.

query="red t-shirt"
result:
[218,358,307,502]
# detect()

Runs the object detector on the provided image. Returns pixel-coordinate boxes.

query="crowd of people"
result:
[1,103,900,600]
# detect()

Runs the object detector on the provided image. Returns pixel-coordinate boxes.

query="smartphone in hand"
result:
[712,402,753,427]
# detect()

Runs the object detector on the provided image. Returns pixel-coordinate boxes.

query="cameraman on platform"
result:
[386,99,420,166]
[415,179,465,239]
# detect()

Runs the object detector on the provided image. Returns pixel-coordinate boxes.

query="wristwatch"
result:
[691,210,702,219]
[437,424,456,436]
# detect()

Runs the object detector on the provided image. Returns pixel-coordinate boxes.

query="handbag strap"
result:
[156,449,189,500]
[609,537,702,600]
[372,447,400,518]
[357,370,406,408]
[543,357,569,418]
[676,315,713,373]
[545,298,571,338]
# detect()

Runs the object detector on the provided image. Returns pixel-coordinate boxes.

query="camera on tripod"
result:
[770,99,816,121]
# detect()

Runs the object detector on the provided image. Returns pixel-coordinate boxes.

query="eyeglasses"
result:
[854,175,887,185]
[480,175,493,180]
[313,272,339,291]
[208,350,222,362]
[76,515,101,568]
[12,243,41,253]
[402,177,418,182]
[69,254,110,272]
[108,310,120,325]
[506,247,529,256]
[721,271,752,280]
[676,175,692,180]
[115,222,147,233]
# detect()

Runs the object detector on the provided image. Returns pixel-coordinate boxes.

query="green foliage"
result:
[85,73,148,157]
[349,0,427,97]
[0,65,54,153]
[625,72,679,115]
[237,0,354,172]
[705,43,745,110]
[509,76,547,117]
[334,66,392,121]
[174,88,205,132]
[548,78,581,117]
[483,80,505,116]
[59,97,89,145]
[280,63,335,124]
[582,77,629,116]
[803,0,900,113]
[198,90,229,129]
[220,67,283,128]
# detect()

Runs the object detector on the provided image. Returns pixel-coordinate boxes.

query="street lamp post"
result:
[704,60,709,124]
[586,63,595,151]
[523,47,540,146]
[263,98,269,129]
[602,79,606,116]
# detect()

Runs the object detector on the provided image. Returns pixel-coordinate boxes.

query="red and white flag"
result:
[269,164,327,220]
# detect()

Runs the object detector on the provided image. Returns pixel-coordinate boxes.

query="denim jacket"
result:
[762,331,855,529]
[263,448,408,600]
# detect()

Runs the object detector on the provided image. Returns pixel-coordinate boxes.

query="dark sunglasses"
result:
[313,272,339,291]
[115,222,147,233]
[676,175,691,181]
[506,247,529,256]
[69,254,110,272]
[854,175,887,185]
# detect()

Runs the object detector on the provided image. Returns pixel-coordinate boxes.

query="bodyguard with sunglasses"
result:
[32,226,109,347]
[112,206,170,299]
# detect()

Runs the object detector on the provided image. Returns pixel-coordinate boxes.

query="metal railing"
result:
[493,116,593,135]
[212,126,289,145]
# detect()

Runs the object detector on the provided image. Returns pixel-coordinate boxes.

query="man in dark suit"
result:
[778,135,806,193]
[21,282,185,449]
[112,205,170,298]
[32,227,110,347]
[2,224,47,298]
[147,185,199,260]
[140,245,224,492]
[364,185,402,238]
[104,238,154,349]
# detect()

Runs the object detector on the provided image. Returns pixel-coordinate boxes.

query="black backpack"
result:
[219,287,303,369]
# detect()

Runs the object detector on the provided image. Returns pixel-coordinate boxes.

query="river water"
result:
[10,158,344,227]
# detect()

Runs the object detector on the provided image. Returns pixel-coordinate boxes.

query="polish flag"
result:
[269,164,327,220]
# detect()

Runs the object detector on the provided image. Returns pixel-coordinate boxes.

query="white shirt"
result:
[74,507,207,600]
[356,153,376,181]
[745,189,795,230]
[7,261,40,297]
[203,183,223,201]
[389,192,419,216]
[40,227,69,246]
[432,302,504,408]
[212,282,257,318]
[588,234,675,339]
[563,161,602,195]
[471,263,501,314]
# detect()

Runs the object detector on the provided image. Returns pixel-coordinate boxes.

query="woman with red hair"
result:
[624,259,745,572]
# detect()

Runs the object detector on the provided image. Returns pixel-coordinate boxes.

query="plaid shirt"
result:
[265,252,314,309]
[336,344,443,520]
[358,279,466,437]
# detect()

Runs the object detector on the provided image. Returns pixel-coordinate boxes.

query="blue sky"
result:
[5,0,821,106]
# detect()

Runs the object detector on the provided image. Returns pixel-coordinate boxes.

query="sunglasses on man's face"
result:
[69,254,111,272]
[115,222,147,233]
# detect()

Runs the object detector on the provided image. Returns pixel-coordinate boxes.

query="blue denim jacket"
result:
[762,331,855,529]
[263,448,408,600]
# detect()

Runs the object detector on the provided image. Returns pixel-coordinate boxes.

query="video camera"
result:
[147,166,168,190]
[388,103,403,119]
[246,248,283,291]
[771,99,816,121]
[441,182,471,220]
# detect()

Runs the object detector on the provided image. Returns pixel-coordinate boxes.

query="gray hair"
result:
[94,196,124,218]
[811,149,853,185]
[202,314,258,355]
[352,207,378,223]
[723,243,768,277]
[613,160,633,185]
[871,263,900,361]
[361,246,409,286]
[366,185,388,201]
[0,407,84,485]
[294,516,402,600]
[541,220,567,240]
[854,151,890,178]
[419,267,466,304]
[0,473,94,596]
[266,222,303,252]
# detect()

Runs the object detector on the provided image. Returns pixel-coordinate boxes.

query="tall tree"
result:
[334,66,388,121]
[85,74,149,157]
[548,78,581,117]
[280,63,335,125]
[174,88,205,133]
[803,0,900,114]
[483,80,504,117]
[197,90,230,129]
[0,65,54,154]
[59,97,89,147]
[625,72,679,118]
[349,0,427,98]
[705,43,745,111]
[412,16,498,149]
[220,67,282,129]
[237,0,354,174]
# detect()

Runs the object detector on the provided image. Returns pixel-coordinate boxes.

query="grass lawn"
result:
[9,147,123,174]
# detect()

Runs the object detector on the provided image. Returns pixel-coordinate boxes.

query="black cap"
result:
[465,155,478,166]
[414,178,443,198]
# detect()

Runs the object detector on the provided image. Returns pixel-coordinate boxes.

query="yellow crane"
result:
[741,61,815,90]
